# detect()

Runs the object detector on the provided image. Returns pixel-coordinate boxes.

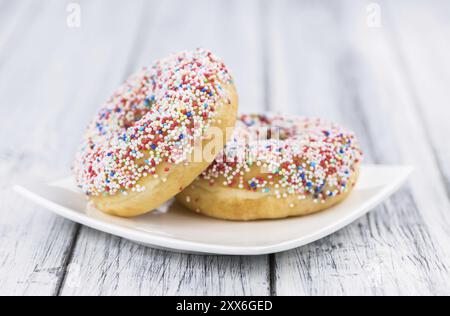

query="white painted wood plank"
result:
[0,0,150,295]
[61,228,269,296]
[385,0,450,198]
[347,0,450,262]
[0,0,38,66]
[267,0,450,295]
[5,0,448,297]
[59,0,270,296]
[0,1,83,296]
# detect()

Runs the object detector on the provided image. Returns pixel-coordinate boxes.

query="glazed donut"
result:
[176,114,363,221]
[74,49,238,217]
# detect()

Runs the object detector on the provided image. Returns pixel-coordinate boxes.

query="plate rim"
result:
[13,164,413,255]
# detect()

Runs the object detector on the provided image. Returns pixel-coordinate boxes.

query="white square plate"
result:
[14,165,412,255]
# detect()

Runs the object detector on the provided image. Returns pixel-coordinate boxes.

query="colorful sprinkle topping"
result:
[200,114,363,203]
[74,49,233,196]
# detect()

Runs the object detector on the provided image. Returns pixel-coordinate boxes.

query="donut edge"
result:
[176,166,360,221]
[91,82,239,217]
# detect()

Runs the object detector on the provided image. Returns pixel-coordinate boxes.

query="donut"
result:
[74,49,238,217]
[176,114,363,221]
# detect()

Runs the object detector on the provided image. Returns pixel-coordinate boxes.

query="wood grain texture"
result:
[266,0,450,295]
[0,0,156,296]
[1,0,449,296]
[59,0,270,296]
[0,1,82,296]
[386,0,450,200]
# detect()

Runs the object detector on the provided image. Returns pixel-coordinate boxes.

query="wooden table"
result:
[1,0,449,296]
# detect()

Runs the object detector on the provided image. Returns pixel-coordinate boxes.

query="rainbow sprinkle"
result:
[74,49,233,196]
[200,114,363,203]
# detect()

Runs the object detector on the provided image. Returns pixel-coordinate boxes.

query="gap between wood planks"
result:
[382,1,450,202]
[260,0,277,296]
[55,0,276,296]
[377,0,450,245]
[54,0,160,295]
[0,1,84,296]
[50,0,450,296]
[264,0,450,295]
